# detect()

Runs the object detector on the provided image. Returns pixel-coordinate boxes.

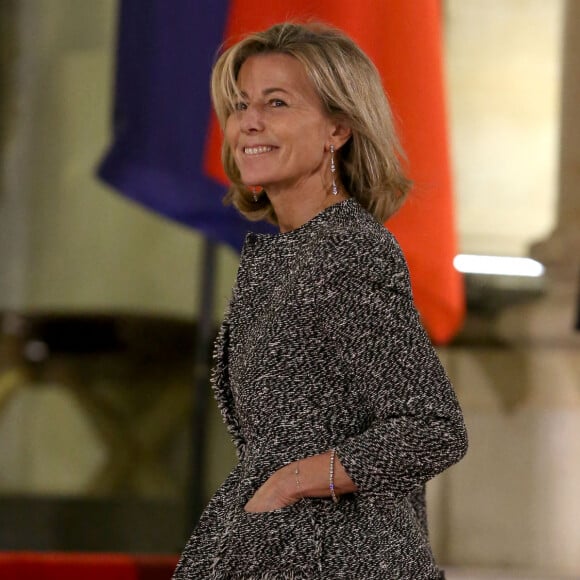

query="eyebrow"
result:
[239,87,291,98]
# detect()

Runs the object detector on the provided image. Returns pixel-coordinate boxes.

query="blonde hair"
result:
[211,22,411,224]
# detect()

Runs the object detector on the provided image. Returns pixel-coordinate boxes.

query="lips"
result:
[243,145,275,155]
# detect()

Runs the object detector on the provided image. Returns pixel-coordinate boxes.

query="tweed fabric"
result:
[174,199,468,579]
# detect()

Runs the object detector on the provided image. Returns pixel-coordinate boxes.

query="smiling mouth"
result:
[243,146,274,155]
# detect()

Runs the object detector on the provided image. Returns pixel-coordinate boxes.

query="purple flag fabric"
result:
[97,0,274,249]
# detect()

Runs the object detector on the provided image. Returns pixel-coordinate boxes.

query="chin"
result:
[242,175,272,188]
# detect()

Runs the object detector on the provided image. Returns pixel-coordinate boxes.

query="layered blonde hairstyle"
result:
[211,22,411,224]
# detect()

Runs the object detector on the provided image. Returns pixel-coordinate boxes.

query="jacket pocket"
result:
[215,500,319,578]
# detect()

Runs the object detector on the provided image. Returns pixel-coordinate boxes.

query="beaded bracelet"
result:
[294,460,303,499]
[329,448,339,503]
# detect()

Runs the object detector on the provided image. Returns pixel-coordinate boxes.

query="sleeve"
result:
[324,239,468,498]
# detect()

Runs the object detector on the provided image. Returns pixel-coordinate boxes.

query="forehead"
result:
[237,53,318,99]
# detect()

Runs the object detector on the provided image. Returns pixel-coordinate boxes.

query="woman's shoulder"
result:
[315,201,411,292]
[320,201,406,264]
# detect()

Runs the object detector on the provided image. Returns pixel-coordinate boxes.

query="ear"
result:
[328,117,352,151]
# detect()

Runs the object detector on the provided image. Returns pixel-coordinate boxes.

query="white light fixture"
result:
[453,254,545,278]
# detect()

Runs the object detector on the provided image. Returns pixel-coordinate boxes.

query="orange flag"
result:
[205,0,464,344]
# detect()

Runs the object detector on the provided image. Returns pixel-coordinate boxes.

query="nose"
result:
[239,104,264,133]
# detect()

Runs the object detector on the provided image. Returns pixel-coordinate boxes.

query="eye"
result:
[233,101,247,111]
[269,99,287,108]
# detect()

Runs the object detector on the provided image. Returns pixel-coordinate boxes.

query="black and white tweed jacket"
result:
[174,199,468,580]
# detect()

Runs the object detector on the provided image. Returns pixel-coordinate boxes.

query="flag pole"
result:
[187,236,218,535]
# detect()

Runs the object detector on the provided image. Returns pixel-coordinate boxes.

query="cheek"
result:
[224,118,238,148]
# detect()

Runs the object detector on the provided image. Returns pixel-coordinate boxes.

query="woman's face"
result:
[225,53,336,195]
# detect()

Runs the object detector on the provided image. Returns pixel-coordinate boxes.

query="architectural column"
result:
[535,0,580,264]
[498,0,580,344]
[442,2,580,574]
[525,0,580,336]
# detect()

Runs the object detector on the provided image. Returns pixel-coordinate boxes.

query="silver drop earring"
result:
[250,186,261,202]
[330,145,338,196]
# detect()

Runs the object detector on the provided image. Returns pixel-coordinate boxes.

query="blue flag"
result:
[98,0,274,249]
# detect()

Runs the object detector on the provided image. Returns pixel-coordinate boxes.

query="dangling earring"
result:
[330,144,338,196]
[249,185,261,202]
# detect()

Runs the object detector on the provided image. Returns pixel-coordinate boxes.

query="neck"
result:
[268,185,349,233]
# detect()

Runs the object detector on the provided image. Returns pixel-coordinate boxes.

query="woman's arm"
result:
[244,451,358,512]
[323,242,468,498]
[246,234,468,512]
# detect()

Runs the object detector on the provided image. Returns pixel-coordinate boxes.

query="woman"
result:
[174,22,467,580]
